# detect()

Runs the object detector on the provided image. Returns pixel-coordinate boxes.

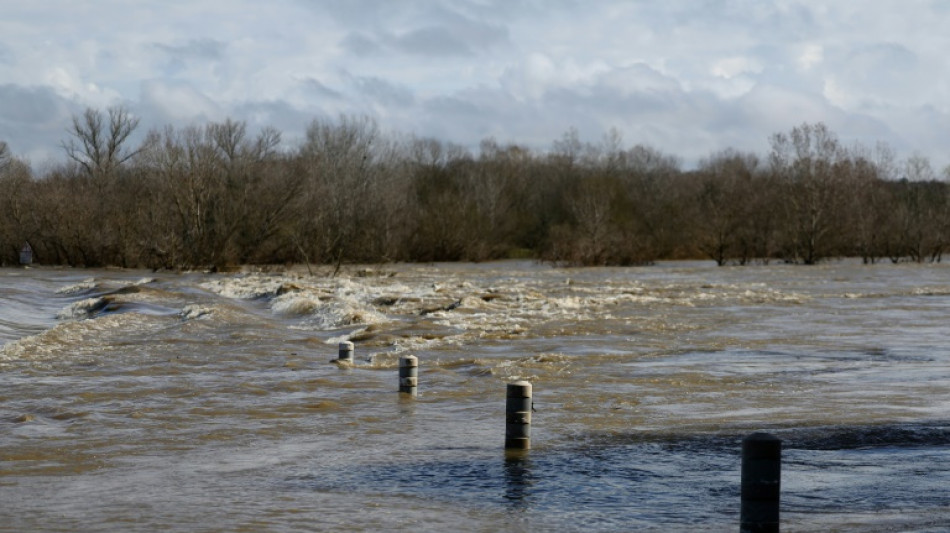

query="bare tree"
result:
[0,152,36,263]
[891,154,946,262]
[695,150,761,265]
[770,122,847,264]
[841,143,895,264]
[63,107,141,179]
[619,144,681,261]
[550,127,588,168]
[296,115,403,271]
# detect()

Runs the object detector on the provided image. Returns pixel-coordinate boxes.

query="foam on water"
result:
[200,274,289,299]
[180,304,215,321]
[55,278,97,295]
[1,312,168,362]
[55,296,112,319]
[298,298,389,330]
[271,292,325,316]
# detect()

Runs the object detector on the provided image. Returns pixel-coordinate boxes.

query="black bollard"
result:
[505,381,532,450]
[337,341,354,363]
[741,432,781,533]
[398,355,418,395]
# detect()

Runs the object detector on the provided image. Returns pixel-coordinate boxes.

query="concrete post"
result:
[741,432,781,533]
[505,381,532,450]
[338,341,354,363]
[399,355,418,395]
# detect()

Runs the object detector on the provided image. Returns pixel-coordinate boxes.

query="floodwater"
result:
[2,260,950,532]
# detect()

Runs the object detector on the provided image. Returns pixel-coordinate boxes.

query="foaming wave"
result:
[56,278,97,295]
[840,286,950,299]
[1,313,166,361]
[201,275,288,299]
[55,297,112,319]
[300,299,388,330]
[180,304,215,321]
[737,288,806,304]
[547,296,586,309]
[56,277,154,297]
[272,292,324,316]
[912,287,950,297]
[265,278,391,329]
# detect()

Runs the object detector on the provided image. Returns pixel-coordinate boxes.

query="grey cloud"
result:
[735,83,842,132]
[418,93,542,147]
[711,0,818,39]
[419,91,536,147]
[831,43,920,105]
[424,95,483,118]
[881,104,950,167]
[0,84,79,164]
[2,0,948,172]
[315,0,391,26]
[151,38,227,76]
[538,83,722,160]
[341,33,381,57]
[932,0,950,15]
[350,75,414,107]
[153,38,227,61]
[229,99,312,147]
[417,79,696,154]
[410,67,909,169]
[849,43,918,69]
[0,43,12,65]
[389,9,509,57]
[302,78,343,100]
[731,82,900,154]
[426,8,510,49]
[138,79,223,125]
[232,99,303,125]
[393,27,474,57]
[599,63,684,97]
[330,2,510,58]
[0,84,72,126]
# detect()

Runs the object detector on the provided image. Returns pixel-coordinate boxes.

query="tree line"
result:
[1,108,948,269]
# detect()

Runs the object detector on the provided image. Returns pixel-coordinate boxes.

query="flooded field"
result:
[3,260,950,531]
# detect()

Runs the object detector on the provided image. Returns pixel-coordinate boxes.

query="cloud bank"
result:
[2,0,949,169]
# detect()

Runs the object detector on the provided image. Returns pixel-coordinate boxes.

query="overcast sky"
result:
[2,0,949,171]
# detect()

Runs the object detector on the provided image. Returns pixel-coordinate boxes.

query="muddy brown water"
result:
[3,261,950,531]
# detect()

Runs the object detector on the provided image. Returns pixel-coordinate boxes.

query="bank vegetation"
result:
[1,108,948,269]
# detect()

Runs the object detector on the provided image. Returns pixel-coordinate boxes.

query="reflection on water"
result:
[3,261,950,531]
[503,452,532,507]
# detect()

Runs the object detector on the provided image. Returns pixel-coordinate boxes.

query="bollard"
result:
[741,432,781,533]
[399,355,418,395]
[505,381,532,450]
[338,341,354,362]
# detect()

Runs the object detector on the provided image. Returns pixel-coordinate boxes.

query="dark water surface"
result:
[3,261,950,531]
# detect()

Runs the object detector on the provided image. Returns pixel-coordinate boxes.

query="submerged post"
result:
[399,355,418,395]
[741,432,781,533]
[338,341,354,363]
[505,381,532,450]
